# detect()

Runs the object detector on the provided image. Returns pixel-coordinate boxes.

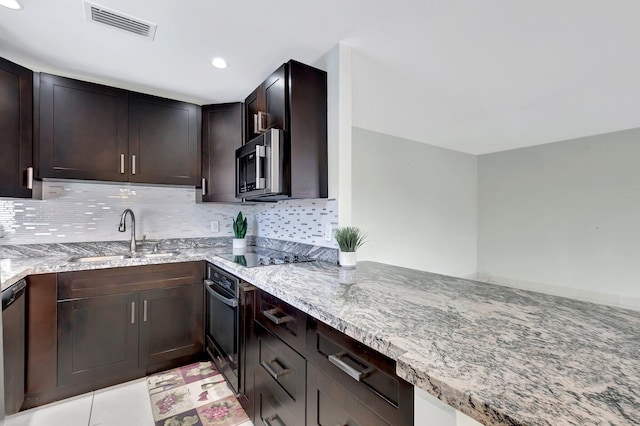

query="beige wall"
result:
[478,128,640,308]
[352,127,478,278]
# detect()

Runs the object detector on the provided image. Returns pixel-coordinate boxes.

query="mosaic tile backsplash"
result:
[0,181,338,248]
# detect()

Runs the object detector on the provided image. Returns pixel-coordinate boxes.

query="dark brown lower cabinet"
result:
[24,262,204,410]
[254,324,306,426]
[307,362,389,426]
[57,292,139,387]
[140,284,204,367]
[306,319,413,426]
[245,291,414,426]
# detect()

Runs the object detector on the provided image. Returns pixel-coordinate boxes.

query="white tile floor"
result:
[4,377,254,426]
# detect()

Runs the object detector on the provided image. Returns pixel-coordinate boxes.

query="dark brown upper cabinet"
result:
[129,93,200,186]
[243,60,328,199]
[198,103,243,203]
[37,73,200,186]
[0,57,33,198]
[38,73,129,182]
[245,64,286,141]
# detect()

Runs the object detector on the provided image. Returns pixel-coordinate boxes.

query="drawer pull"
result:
[260,358,290,380]
[328,352,373,382]
[264,414,285,426]
[263,308,294,325]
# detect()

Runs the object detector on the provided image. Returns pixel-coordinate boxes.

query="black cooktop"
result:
[216,247,313,268]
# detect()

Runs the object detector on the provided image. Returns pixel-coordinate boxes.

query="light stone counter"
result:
[1,248,639,426]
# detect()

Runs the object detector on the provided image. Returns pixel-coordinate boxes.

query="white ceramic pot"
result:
[339,251,357,268]
[232,238,247,252]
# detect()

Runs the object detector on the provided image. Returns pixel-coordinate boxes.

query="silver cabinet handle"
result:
[263,415,285,426]
[328,352,373,382]
[201,177,206,196]
[131,301,136,324]
[262,307,294,325]
[253,113,259,134]
[257,111,268,132]
[131,155,136,175]
[120,154,125,174]
[260,358,289,380]
[26,167,33,189]
[143,300,148,322]
[255,145,265,190]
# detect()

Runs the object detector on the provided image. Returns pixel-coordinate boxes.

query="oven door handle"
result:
[205,280,238,308]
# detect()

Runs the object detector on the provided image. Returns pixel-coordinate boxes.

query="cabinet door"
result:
[307,363,388,426]
[129,93,200,185]
[255,324,306,423]
[38,74,129,181]
[139,284,203,369]
[244,87,260,141]
[263,64,287,132]
[0,57,33,197]
[57,293,139,388]
[201,103,243,202]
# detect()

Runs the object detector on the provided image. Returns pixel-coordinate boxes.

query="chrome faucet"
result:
[118,209,137,253]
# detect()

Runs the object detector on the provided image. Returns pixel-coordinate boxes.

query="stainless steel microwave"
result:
[235,129,287,199]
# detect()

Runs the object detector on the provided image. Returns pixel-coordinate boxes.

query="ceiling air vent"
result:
[83,1,157,40]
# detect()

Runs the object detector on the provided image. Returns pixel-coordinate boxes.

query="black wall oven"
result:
[205,263,254,397]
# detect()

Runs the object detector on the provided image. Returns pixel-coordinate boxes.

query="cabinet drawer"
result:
[306,318,413,426]
[307,362,389,426]
[256,323,306,414]
[57,261,204,300]
[255,289,306,354]
[255,367,304,426]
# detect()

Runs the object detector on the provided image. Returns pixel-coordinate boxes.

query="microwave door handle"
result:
[255,145,266,189]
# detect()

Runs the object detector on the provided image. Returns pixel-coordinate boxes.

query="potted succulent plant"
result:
[334,226,367,268]
[232,211,248,253]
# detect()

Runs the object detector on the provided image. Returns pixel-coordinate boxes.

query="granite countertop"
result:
[1,247,639,426]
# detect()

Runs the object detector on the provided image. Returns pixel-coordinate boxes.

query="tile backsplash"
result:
[0,180,338,248]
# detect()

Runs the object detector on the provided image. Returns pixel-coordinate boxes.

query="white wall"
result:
[352,127,478,278]
[477,128,640,308]
[313,43,353,226]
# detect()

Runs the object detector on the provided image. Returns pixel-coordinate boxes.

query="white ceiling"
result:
[1,0,640,154]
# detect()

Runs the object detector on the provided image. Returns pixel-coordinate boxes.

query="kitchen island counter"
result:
[1,248,639,426]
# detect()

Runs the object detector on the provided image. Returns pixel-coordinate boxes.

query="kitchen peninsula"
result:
[1,241,638,426]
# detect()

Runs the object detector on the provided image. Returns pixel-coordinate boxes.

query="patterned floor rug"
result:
[147,360,252,426]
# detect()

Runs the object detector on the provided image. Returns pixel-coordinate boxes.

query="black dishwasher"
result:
[2,279,26,415]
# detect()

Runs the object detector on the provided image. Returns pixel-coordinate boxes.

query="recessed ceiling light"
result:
[211,58,227,69]
[0,0,22,9]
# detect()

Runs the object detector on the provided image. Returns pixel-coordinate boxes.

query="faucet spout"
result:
[118,209,136,253]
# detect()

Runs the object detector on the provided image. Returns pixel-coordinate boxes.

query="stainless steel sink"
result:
[137,250,180,258]
[68,254,131,263]
[68,250,180,263]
